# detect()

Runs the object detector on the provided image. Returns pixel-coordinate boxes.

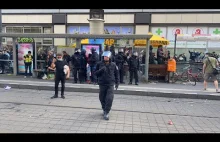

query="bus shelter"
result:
[0,33,152,82]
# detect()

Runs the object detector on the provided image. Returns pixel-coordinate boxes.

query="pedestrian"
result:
[88,48,99,84]
[51,53,69,99]
[128,51,140,85]
[63,51,71,65]
[71,48,81,83]
[79,49,87,83]
[24,51,33,78]
[95,51,119,120]
[203,52,220,93]
[114,48,126,84]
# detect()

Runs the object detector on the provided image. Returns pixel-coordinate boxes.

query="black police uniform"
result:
[53,60,68,99]
[114,52,126,83]
[71,51,81,83]
[128,55,140,85]
[79,50,87,83]
[88,48,99,83]
[95,59,119,119]
[63,54,71,64]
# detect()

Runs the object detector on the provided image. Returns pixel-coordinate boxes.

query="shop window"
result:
[6,27,23,33]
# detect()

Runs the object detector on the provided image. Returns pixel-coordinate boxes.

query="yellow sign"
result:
[105,39,115,46]
[134,39,147,46]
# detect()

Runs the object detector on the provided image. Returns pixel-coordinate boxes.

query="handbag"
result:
[207,57,220,75]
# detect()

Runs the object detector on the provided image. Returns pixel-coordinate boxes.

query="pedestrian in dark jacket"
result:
[95,51,119,120]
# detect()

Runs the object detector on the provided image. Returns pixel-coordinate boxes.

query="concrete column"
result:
[135,25,150,82]
[88,19,105,34]
[53,25,66,46]
[13,38,17,75]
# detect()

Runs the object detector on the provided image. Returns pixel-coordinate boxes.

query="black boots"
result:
[103,112,109,120]
[51,95,58,99]
[51,95,65,99]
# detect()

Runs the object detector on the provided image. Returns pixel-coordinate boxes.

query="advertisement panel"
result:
[17,43,34,73]
[81,44,101,58]
[186,27,208,48]
[166,27,187,48]
[208,27,220,48]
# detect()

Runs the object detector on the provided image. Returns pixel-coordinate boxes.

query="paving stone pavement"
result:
[0,88,220,133]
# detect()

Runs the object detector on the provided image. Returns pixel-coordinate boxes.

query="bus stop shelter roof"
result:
[0,33,152,39]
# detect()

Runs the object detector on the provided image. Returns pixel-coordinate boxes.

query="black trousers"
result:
[90,66,97,83]
[25,63,32,76]
[79,69,86,83]
[55,75,66,96]
[119,68,124,83]
[73,68,80,83]
[0,62,5,74]
[99,85,114,114]
[129,69,138,83]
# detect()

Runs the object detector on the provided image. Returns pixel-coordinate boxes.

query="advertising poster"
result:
[151,27,167,38]
[68,26,79,34]
[17,43,33,73]
[121,26,134,34]
[187,27,208,48]
[79,26,90,34]
[81,44,101,58]
[167,27,187,48]
[208,27,220,48]
[104,26,121,34]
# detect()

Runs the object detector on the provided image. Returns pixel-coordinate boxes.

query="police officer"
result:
[128,51,140,85]
[79,49,87,83]
[115,48,126,84]
[88,48,99,84]
[51,53,68,99]
[24,51,33,78]
[71,48,81,83]
[95,51,119,120]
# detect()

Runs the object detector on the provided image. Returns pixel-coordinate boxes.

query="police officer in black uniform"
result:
[51,53,68,99]
[114,48,126,84]
[71,48,81,83]
[128,51,140,85]
[95,51,119,120]
[88,48,99,84]
[79,49,87,83]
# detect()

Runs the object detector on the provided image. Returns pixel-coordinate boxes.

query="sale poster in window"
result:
[17,43,33,73]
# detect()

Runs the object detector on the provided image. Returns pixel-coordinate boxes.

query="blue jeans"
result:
[25,63,32,76]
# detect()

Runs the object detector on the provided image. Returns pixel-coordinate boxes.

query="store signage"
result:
[17,38,34,43]
[134,40,147,46]
[105,39,115,46]
[177,34,220,41]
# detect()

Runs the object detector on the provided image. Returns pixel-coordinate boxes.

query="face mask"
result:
[57,58,63,61]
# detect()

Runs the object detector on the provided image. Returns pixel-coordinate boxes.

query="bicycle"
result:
[171,64,196,86]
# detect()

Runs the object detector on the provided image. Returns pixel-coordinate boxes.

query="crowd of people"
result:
[40,46,141,85]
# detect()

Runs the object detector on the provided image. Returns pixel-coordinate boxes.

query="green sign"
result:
[213,28,220,35]
[17,38,34,43]
[156,28,163,35]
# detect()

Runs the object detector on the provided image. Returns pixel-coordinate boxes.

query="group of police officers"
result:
[69,47,140,85]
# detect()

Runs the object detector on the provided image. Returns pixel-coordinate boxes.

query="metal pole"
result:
[0,9,2,50]
[174,33,177,57]
[13,38,17,75]
[145,39,150,82]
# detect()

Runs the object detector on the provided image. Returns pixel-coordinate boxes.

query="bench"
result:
[149,64,168,81]
[33,69,55,80]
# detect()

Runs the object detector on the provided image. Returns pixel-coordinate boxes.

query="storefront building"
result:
[1,9,220,71]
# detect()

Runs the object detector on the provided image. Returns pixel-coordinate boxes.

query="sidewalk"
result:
[0,75,220,100]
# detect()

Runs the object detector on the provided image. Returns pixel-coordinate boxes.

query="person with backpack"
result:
[203,52,220,93]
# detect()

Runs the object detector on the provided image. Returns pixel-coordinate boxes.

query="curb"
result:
[0,83,220,101]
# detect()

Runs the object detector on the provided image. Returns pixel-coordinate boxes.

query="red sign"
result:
[193,28,204,35]
[172,28,183,35]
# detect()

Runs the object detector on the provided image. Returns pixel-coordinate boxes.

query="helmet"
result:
[102,51,112,58]
[75,48,81,53]
[91,48,96,52]
[133,52,138,56]
[119,48,124,53]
